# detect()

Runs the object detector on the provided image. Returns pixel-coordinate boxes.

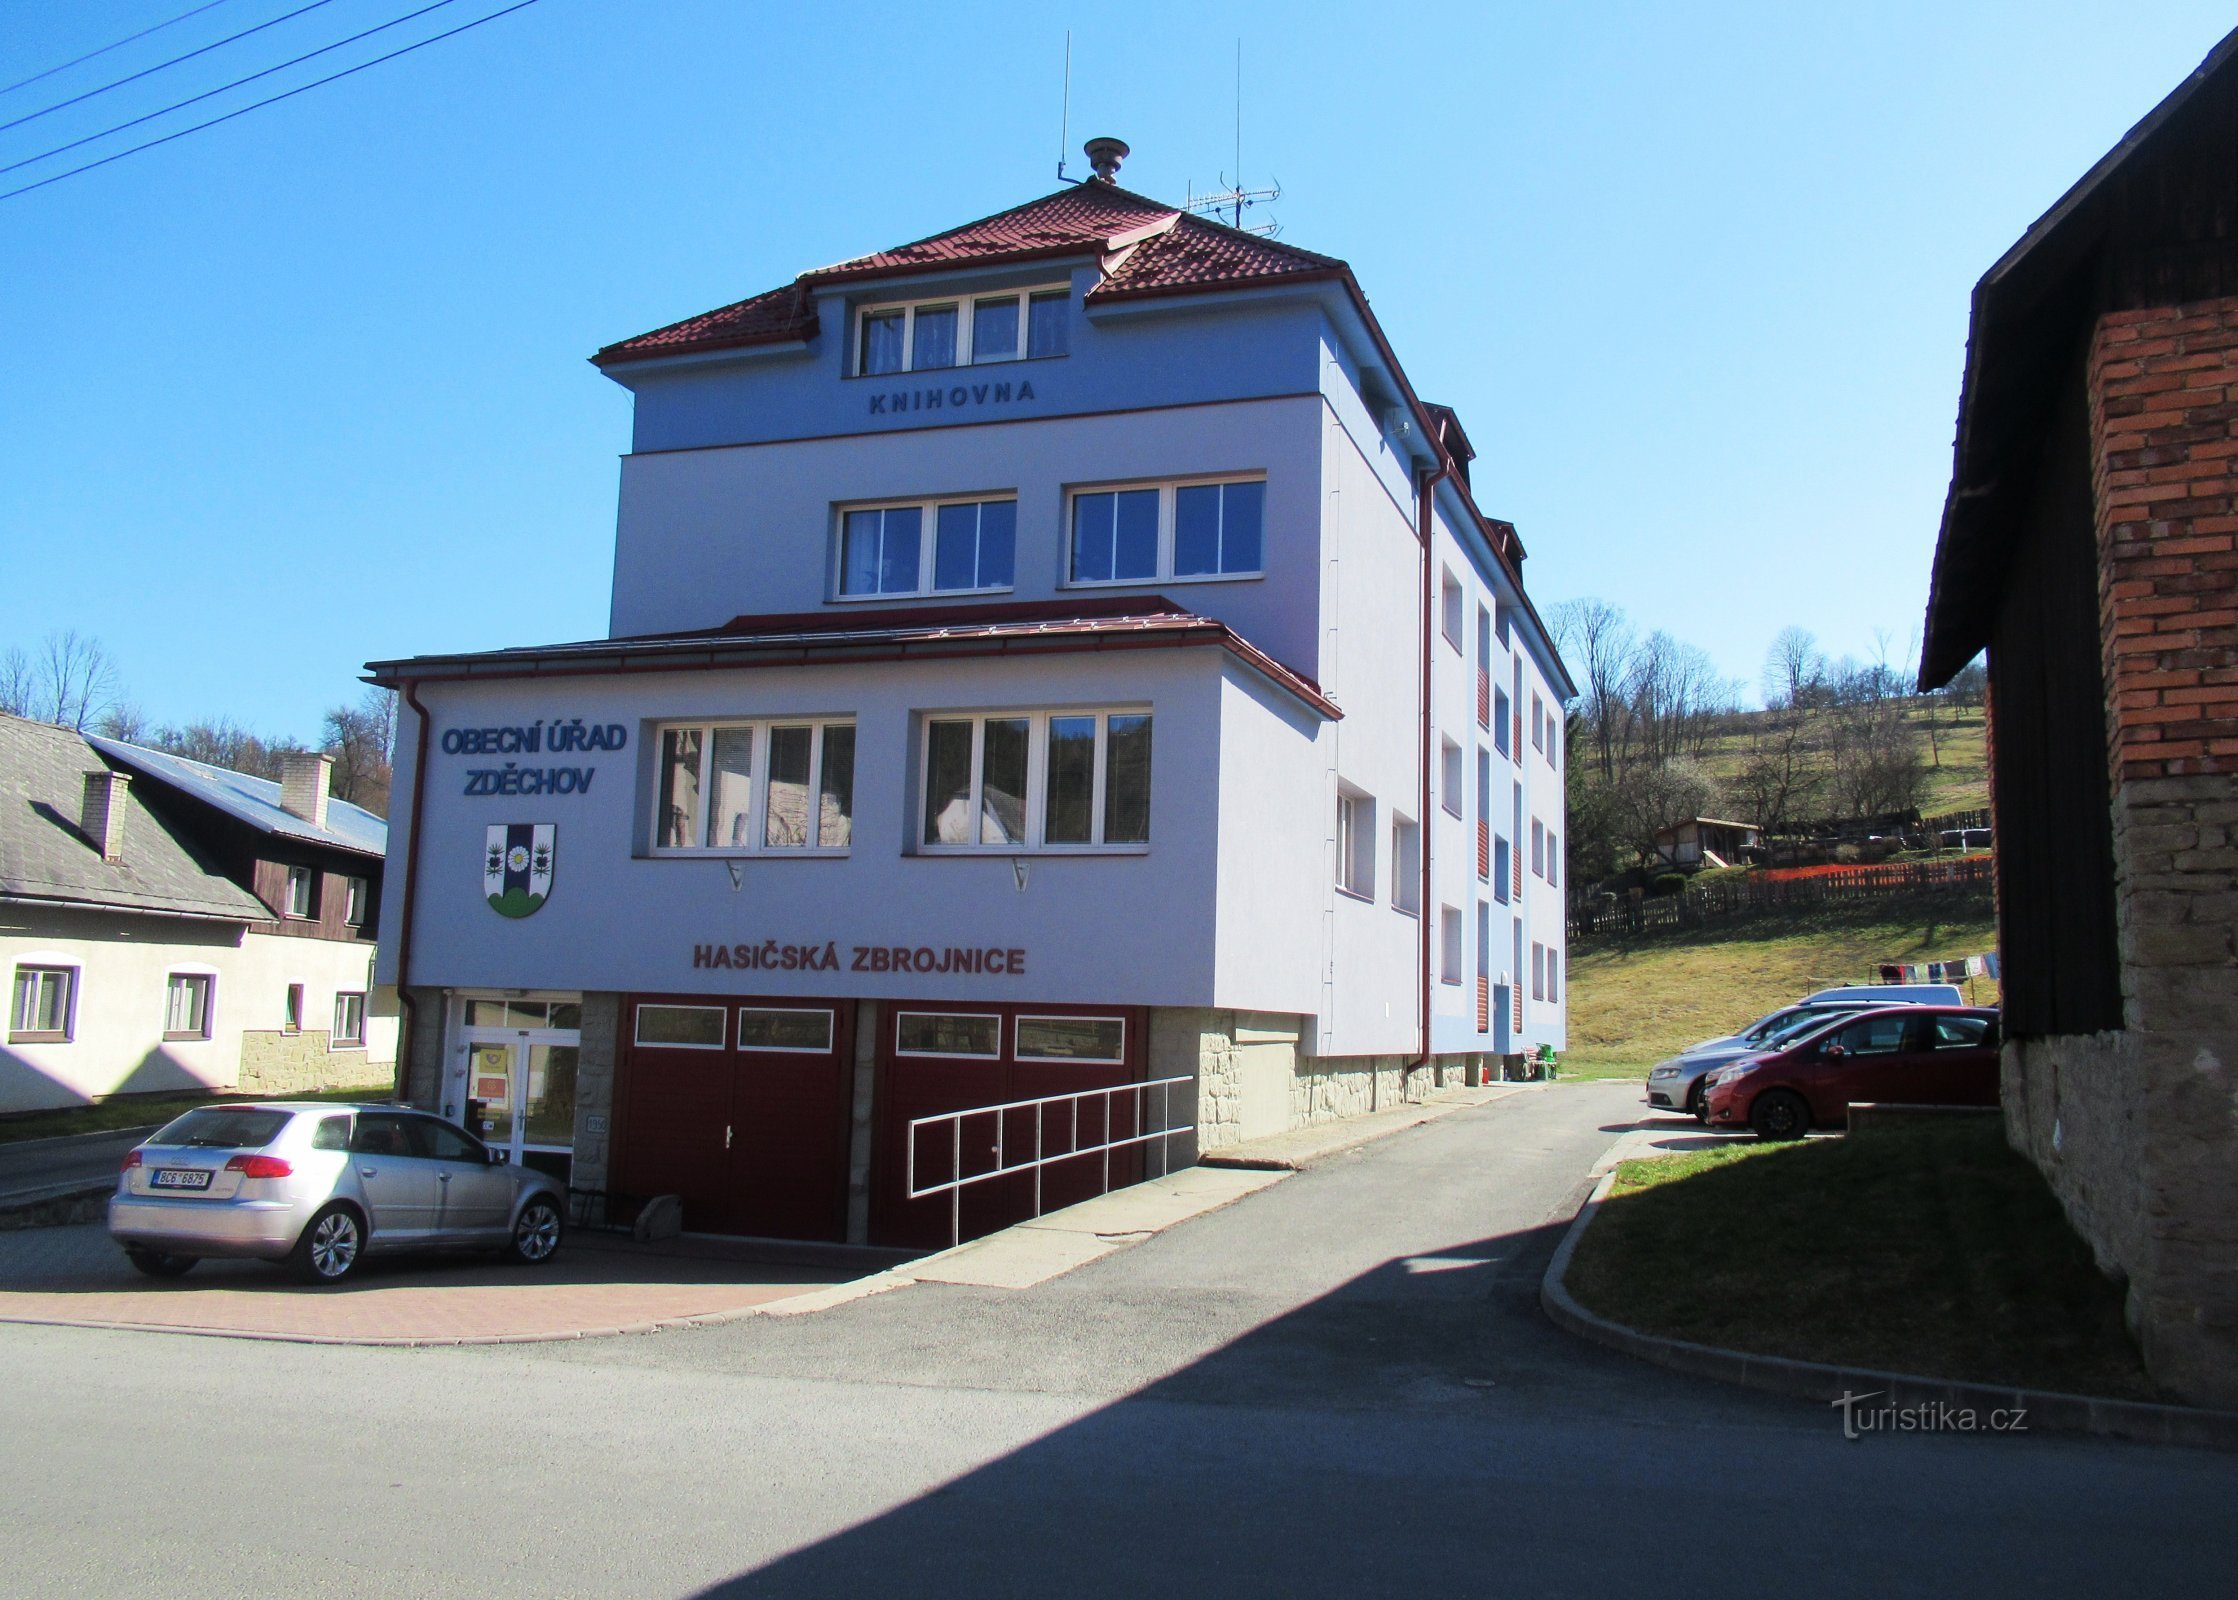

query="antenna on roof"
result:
[1055,31,1081,185]
[1183,40,1281,235]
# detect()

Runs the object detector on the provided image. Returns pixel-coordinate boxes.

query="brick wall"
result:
[237,1029,393,1097]
[2022,300,2238,1403]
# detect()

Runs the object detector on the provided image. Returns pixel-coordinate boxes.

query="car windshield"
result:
[147,1108,292,1150]
[1765,1009,1849,1048]
[1740,1008,1802,1044]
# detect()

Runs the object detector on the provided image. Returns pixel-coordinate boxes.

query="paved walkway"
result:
[0,1226,852,1343]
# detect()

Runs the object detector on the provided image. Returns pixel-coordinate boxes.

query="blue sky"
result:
[3,0,2232,737]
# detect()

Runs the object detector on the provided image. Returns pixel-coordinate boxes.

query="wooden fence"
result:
[1570,857,1995,939]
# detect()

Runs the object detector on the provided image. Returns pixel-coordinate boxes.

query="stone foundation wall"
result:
[236,1030,393,1097]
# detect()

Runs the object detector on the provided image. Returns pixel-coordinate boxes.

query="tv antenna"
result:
[1184,40,1280,234]
[1055,31,1079,184]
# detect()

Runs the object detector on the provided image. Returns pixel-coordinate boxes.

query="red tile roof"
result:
[592,182,1342,367]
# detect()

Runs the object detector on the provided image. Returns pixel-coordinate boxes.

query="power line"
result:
[1,0,236,98]
[3,0,473,179]
[0,0,342,136]
[0,0,548,203]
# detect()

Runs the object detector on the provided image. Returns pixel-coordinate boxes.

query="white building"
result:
[2,715,395,1113]
[372,150,1572,1246]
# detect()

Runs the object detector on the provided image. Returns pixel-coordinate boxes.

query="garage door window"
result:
[636,1004,727,1049]
[737,1007,836,1053]
[895,1012,1001,1058]
[1014,1015,1126,1063]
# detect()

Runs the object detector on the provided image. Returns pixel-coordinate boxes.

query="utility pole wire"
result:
[1,0,235,98]
[0,0,548,204]
[2,0,471,178]
[0,0,341,136]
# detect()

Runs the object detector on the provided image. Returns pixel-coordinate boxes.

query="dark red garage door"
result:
[614,995,852,1242]
[873,1003,1147,1249]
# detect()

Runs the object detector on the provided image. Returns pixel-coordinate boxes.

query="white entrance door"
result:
[453,997,582,1175]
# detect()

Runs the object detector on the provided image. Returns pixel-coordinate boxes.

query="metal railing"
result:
[906,1075,1195,1249]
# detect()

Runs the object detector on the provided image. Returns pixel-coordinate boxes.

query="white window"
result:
[1392,814,1421,915]
[837,496,1016,599]
[164,973,213,1040]
[1548,833,1560,888]
[285,866,315,919]
[1441,906,1463,984]
[1531,693,1546,753]
[856,285,1068,375]
[920,710,1150,851]
[635,1004,727,1049]
[1532,941,1545,1001]
[895,1011,1002,1058]
[1547,950,1562,1005]
[1338,787,1376,899]
[10,965,74,1041]
[332,991,367,1048]
[654,720,855,853]
[284,983,304,1033]
[1015,1015,1125,1063]
[1441,569,1463,650]
[1532,818,1545,878]
[736,1007,835,1053]
[1440,738,1464,817]
[1068,478,1265,584]
[342,876,368,926]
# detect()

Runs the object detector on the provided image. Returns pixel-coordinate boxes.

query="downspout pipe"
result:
[392,679,434,1107]
[1407,455,1453,1086]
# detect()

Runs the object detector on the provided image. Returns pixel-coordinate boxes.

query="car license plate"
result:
[151,1168,212,1190]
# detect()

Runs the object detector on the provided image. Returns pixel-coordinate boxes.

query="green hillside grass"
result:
[1683,701,1990,818]
[1563,900,2000,1079]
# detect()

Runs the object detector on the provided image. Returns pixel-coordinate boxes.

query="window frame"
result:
[284,982,304,1034]
[332,990,367,1049]
[284,865,315,920]
[893,1010,1004,1060]
[1064,474,1268,587]
[853,284,1071,376]
[1014,1014,1127,1064]
[916,708,1152,855]
[10,963,76,1043]
[1440,569,1464,651]
[341,876,368,927]
[1440,905,1464,985]
[650,718,857,857]
[1337,786,1377,901]
[163,971,214,1041]
[833,493,1019,601]
[633,1003,729,1051]
[1440,738,1464,818]
[1391,813,1422,916]
[735,1006,837,1055]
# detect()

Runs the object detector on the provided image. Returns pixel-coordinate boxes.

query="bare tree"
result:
[94,702,150,744]
[0,647,31,717]
[1611,757,1715,864]
[1826,701,1926,817]
[322,687,396,815]
[1762,626,1825,711]
[1725,719,1823,834]
[1548,598,1633,782]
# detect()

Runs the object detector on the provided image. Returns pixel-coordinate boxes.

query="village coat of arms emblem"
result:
[484,824,555,918]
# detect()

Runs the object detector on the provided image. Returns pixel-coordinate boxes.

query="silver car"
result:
[109,1102,567,1284]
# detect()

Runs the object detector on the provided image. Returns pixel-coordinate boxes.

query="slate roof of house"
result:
[591,180,1344,367]
[88,737,387,860]
[0,714,267,921]
[367,596,1341,720]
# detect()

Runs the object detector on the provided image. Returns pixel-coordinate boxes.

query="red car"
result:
[1702,1005,2002,1139]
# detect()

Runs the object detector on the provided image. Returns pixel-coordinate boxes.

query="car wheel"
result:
[1687,1081,1709,1121]
[1750,1089,1811,1141]
[506,1196,563,1266]
[123,1245,197,1278]
[292,1203,365,1284]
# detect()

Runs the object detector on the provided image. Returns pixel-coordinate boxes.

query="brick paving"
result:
[0,1224,849,1344]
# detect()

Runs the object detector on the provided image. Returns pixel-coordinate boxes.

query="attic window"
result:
[856,287,1068,376]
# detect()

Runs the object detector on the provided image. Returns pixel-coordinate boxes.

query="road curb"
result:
[1541,1169,2238,1455]
[0,1184,111,1232]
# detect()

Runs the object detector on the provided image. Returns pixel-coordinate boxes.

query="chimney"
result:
[81,770,130,863]
[1083,136,1129,184]
[280,751,333,829]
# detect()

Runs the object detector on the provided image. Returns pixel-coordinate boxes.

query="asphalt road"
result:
[0,1127,150,1206]
[3,1081,2232,1598]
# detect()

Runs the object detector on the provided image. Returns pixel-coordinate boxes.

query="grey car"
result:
[108,1102,567,1284]
[1644,985,1968,1117]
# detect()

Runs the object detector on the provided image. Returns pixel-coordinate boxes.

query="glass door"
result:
[457,1004,581,1182]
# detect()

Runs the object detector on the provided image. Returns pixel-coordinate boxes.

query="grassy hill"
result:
[1563,899,2000,1080]
[1683,700,1990,819]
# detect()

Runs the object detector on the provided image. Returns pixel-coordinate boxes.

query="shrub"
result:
[1651,872,1689,897]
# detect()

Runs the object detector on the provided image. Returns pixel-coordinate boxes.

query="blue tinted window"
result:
[1113,489,1157,579]
[859,311,903,376]
[1072,493,1115,582]
[879,507,921,592]
[841,510,884,595]
[912,306,957,370]
[933,501,1014,592]
[977,499,1015,587]
[1174,486,1220,576]
[1221,481,1264,571]
[1027,291,1068,357]
[972,298,1019,363]
[841,507,921,596]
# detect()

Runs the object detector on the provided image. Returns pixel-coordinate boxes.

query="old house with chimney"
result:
[1,712,395,1114]
[1919,29,2238,1404]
